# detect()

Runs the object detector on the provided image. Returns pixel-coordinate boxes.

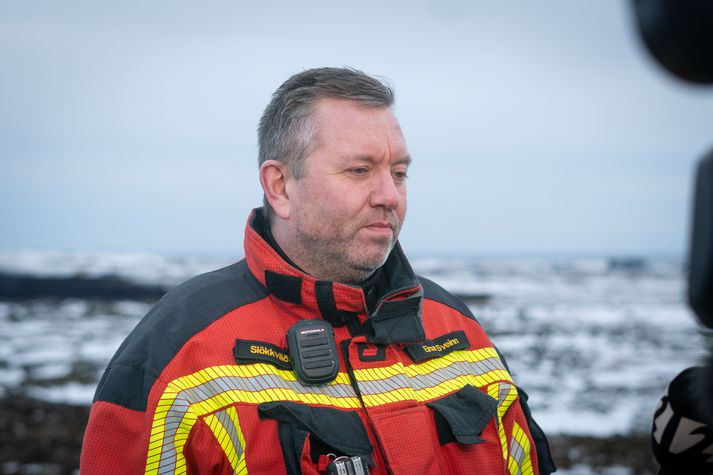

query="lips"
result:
[362,213,400,239]
[363,221,397,241]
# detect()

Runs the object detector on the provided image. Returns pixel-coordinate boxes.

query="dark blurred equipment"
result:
[631,0,713,85]
[651,154,713,474]
[689,152,713,330]
[630,1,713,472]
[652,367,713,474]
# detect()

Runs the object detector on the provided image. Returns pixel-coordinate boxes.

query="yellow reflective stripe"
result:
[353,348,513,407]
[146,379,192,474]
[507,456,519,475]
[205,406,248,474]
[226,406,248,475]
[508,421,534,475]
[145,364,360,474]
[488,382,509,462]
[361,387,417,407]
[405,347,501,375]
[205,414,234,468]
[351,347,502,381]
[355,362,406,381]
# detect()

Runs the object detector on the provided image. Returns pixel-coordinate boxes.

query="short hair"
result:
[258,67,395,222]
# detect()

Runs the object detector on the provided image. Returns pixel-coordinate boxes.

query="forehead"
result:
[311,99,409,159]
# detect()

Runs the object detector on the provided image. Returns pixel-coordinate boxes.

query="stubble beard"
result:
[293,213,401,284]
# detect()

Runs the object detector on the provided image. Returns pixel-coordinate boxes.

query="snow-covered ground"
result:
[0,249,234,286]
[0,251,704,439]
[415,255,704,437]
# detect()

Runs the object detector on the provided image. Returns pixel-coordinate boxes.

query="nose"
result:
[369,169,402,210]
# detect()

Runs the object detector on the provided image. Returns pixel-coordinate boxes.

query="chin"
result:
[355,253,390,274]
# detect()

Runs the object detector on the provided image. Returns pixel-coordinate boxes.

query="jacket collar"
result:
[243,208,425,343]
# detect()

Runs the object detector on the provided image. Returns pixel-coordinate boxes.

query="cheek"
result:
[304,187,354,221]
[304,179,388,221]
[324,185,370,211]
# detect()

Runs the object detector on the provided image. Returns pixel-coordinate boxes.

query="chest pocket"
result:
[433,381,535,475]
[258,401,373,475]
[365,383,511,475]
[426,384,498,445]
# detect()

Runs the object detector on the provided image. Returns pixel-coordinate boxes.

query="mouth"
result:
[363,222,396,238]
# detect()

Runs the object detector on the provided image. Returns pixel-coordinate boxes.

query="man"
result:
[81,67,555,474]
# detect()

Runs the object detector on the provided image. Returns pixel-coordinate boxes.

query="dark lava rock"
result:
[0,273,167,301]
[0,396,88,475]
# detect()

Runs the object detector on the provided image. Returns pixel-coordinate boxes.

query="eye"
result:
[393,169,409,182]
[351,167,369,176]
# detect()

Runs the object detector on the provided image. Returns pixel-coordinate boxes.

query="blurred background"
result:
[1,1,712,474]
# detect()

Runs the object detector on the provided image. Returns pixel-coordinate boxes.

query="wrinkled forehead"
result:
[310,98,409,157]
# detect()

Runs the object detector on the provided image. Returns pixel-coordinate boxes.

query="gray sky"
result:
[2,1,712,257]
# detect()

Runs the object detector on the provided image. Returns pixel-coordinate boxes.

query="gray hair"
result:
[257,67,395,222]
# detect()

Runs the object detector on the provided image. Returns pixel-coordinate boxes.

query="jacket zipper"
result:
[339,338,391,474]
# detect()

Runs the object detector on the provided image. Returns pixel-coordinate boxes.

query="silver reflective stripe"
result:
[155,372,358,471]
[497,382,510,404]
[356,357,506,397]
[510,436,526,475]
[157,397,190,473]
[215,409,244,460]
[357,373,410,395]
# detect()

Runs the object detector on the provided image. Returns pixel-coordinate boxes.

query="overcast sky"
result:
[2,1,712,258]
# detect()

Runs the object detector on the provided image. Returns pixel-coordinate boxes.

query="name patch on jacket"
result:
[234,339,292,370]
[404,330,469,362]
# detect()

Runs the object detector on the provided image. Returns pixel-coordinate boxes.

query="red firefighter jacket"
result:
[81,209,555,475]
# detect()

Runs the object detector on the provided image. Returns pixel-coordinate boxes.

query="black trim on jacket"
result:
[94,260,268,411]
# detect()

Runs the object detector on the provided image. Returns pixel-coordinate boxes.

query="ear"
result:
[259,160,291,219]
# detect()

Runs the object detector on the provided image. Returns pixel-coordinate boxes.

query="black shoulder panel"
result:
[418,276,479,323]
[94,259,268,411]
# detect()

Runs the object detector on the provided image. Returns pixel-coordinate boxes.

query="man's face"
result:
[284,98,410,284]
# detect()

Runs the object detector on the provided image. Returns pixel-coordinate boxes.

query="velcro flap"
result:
[258,401,373,460]
[426,384,498,445]
[369,293,425,344]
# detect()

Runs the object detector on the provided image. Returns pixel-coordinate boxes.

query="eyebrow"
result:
[351,154,412,165]
[395,155,412,166]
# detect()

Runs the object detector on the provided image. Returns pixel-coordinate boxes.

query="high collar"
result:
[243,208,426,343]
